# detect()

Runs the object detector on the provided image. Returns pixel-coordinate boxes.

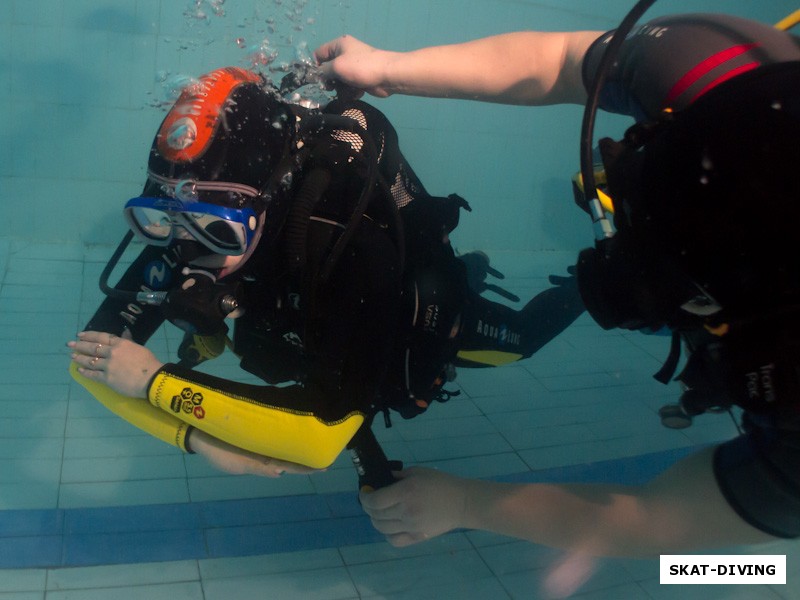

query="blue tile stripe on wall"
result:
[0,445,701,568]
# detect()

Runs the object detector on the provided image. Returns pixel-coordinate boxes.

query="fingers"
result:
[68,340,113,360]
[361,497,406,521]
[359,474,408,512]
[71,341,108,358]
[314,35,354,64]
[277,461,320,475]
[66,331,124,378]
[315,54,365,100]
[76,331,119,345]
[359,468,460,547]
[359,472,417,529]
[253,457,320,478]
[71,352,105,371]
[313,39,339,64]
[70,354,107,382]
[68,333,161,398]
[68,331,120,353]
[313,36,373,100]
[365,513,428,548]
[69,344,110,374]
[358,488,398,516]
[368,516,407,536]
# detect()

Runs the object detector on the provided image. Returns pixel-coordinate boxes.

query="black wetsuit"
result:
[86,99,584,456]
[583,13,800,537]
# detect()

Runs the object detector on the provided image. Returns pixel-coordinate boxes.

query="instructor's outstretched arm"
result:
[360,447,776,556]
[314,31,602,105]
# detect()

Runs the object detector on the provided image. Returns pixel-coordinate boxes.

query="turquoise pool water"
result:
[1,1,798,598]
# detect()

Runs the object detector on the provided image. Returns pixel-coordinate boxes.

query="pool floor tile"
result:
[0,240,795,599]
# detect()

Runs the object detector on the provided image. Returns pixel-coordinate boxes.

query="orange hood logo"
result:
[156,67,262,163]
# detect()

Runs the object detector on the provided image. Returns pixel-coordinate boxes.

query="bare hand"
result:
[359,466,470,546]
[68,331,163,398]
[188,429,321,478]
[313,35,394,99]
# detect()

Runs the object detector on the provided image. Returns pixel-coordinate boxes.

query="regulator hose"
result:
[283,167,333,270]
[579,0,658,243]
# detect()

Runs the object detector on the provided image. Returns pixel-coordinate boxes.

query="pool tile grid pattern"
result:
[0,240,797,599]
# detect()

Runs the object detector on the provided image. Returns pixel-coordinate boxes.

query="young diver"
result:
[68,66,584,485]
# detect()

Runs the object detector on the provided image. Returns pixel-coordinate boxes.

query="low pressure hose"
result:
[580,0,658,243]
[98,231,167,304]
[283,167,333,270]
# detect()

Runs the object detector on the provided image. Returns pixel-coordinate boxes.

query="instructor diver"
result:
[313,6,800,552]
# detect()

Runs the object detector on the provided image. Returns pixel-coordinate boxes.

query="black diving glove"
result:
[459,251,520,302]
[548,264,578,287]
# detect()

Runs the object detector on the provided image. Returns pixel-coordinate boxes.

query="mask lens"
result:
[124,195,257,255]
[184,212,249,254]
[125,206,173,244]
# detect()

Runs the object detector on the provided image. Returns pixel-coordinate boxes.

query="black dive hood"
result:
[575,0,800,333]
[574,2,800,426]
[98,68,297,334]
[578,61,800,333]
[99,66,384,336]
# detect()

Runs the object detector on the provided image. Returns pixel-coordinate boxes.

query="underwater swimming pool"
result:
[2,1,799,598]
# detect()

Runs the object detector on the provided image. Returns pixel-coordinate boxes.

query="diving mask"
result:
[124,180,262,256]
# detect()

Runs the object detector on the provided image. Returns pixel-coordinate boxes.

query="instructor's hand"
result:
[314,35,394,99]
[359,467,470,547]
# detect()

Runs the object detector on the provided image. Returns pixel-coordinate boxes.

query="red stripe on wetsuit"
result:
[665,43,762,107]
